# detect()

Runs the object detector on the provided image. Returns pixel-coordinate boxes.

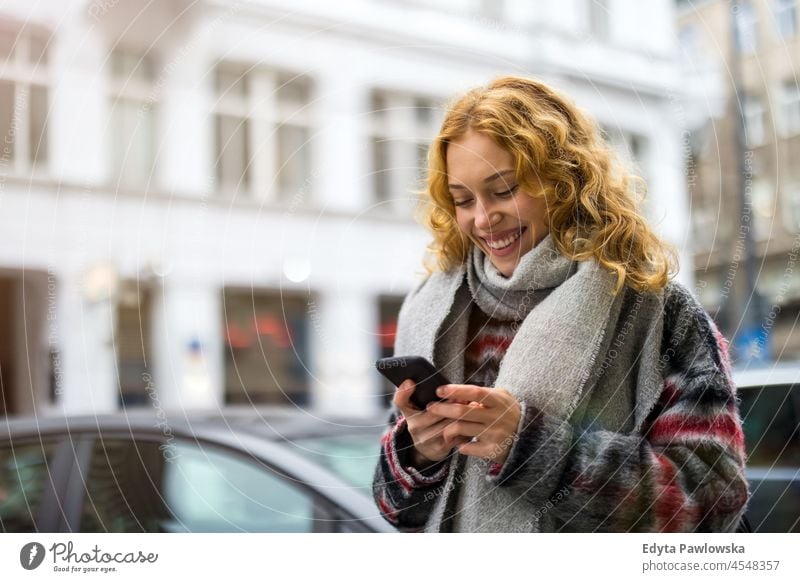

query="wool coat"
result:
[372,257,749,532]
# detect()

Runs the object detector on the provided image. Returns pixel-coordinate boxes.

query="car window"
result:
[79,438,323,532]
[738,383,800,467]
[745,472,800,532]
[0,440,60,532]
[291,433,382,491]
[738,382,800,532]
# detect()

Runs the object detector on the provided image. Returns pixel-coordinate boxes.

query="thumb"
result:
[400,379,415,390]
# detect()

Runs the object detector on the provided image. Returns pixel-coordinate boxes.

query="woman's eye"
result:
[494,185,519,197]
[453,199,473,207]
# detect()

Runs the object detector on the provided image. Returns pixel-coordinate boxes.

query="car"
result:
[734,364,800,533]
[6,363,796,535]
[0,408,396,533]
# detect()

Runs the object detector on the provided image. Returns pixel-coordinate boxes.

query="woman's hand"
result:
[425,384,521,466]
[393,379,472,466]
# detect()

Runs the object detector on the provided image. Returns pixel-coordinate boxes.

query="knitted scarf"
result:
[466,233,578,322]
[393,234,666,532]
[464,233,625,421]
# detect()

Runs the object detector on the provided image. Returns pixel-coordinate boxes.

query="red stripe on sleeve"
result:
[648,412,744,451]
[652,453,697,532]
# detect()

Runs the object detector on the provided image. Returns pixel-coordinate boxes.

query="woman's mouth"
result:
[481,227,527,257]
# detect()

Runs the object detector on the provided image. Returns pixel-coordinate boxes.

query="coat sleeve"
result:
[371,407,453,531]
[484,282,750,532]
[371,275,454,531]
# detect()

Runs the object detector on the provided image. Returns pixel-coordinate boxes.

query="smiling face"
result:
[446,130,550,278]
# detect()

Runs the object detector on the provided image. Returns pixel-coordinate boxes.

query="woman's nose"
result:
[475,200,501,231]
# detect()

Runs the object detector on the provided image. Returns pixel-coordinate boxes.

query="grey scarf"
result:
[393,234,666,532]
[466,234,577,322]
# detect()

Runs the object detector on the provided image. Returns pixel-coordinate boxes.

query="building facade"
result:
[0,0,688,418]
[677,0,800,364]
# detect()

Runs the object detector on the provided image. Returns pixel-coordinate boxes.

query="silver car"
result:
[735,364,800,532]
[0,408,395,533]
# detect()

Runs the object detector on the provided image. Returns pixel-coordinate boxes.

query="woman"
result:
[372,76,749,533]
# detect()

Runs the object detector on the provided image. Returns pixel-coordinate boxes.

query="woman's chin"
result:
[490,257,518,278]
[490,244,535,277]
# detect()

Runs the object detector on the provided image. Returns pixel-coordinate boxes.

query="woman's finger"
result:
[455,439,496,459]
[441,419,485,446]
[426,400,490,423]
[416,416,454,441]
[437,384,496,407]
[407,408,449,432]
[393,379,422,416]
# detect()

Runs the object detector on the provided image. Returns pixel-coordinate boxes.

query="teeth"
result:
[486,229,522,250]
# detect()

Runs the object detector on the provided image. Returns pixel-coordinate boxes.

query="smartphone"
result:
[375,356,450,409]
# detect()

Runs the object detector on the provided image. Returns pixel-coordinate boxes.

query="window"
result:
[478,0,504,20]
[781,179,800,231]
[602,126,647,180]
[293,433,384,491]
[588,0,610,41]
[691,207,717,252]
[213,63,313,202]
[222,289,310,406]
[743,93,767,146]
[79,439,326,532]
[678,24,701,61]
[377,295,404,407]
[423,0,483,14]
[735,0,759,54]
[738,383,800,532]
[751,177,776,240]
[0,441,59,531]
[369,90,440,213]
[108,48,157,189]
[114,282,152,407]
[372,135,391,202]
[0,26,50,174]
[779,80,800,136]
[776,0,797,38]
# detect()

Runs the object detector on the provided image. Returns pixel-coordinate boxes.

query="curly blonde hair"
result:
[418,76,678,295]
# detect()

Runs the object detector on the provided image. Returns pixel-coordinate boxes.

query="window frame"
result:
[775,0,798,39]
[587,0,611,41]
[738,382,800,469]
[737,381,800,532]
[211,62,314,203]
[734,0,759,55]
[221,287,312,407]
[0,25,51,176]
[743,93,768,147]
[779,80,800,137]
[72,431,353,533]
[0,436,76,532]
[107,47,159,190]
[780,178,800,232]
[369,89,440,213]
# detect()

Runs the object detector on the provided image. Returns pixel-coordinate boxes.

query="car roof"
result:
[0,406,388,441]
[733,363,800,389]
[0,407,396,533]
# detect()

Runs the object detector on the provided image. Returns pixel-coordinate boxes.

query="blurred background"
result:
[0,0,797,420]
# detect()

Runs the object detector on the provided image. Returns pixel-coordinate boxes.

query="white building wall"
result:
[314,70,371,212]
[49,7,108,185]
[0,0,688,417]
[157,32,214,198]
[56,271,118,415]
[151,280,223,411]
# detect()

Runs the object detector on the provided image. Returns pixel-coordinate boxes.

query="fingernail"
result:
[436,387,445,397]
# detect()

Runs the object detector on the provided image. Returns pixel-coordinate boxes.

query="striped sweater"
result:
[372,282,749,532]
